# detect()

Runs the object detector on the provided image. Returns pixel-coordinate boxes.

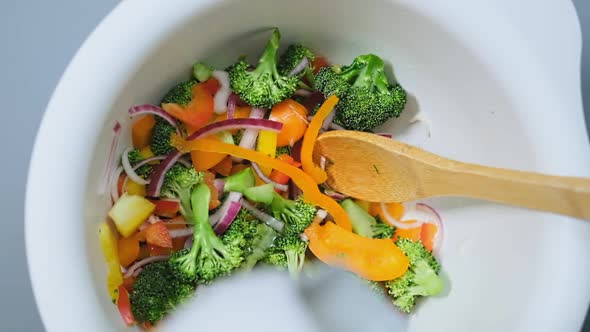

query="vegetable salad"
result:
[99,28,444,329]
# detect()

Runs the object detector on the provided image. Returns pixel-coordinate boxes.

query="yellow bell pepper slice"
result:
[256,130,278,176]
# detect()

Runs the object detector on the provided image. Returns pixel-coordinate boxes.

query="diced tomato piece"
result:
[211,156,233,176]
[420,222,438,252]
[311,56,329,74]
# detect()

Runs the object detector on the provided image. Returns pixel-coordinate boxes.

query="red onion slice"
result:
[240,199,284,232]
[212,71,231,114]
[235,108,266,161]
[147,117,282,197]
[328,122,345,130]
[213,179,225,194]
[123,255,169,278]
[321,111,336,131]
[415,203,444,253]
[128,104,180,136]
[324,189,348,201]
[133,156,166,169]
[227,93,239,119]
[213,201,242,234]
[169,227,194,238]
[291,140,303,162]
[209,192,242,226]
[376,133,393,139]
[122,148,149,185]
[251,162,289,192]
[380,202,424,229]
[294,89,312,97]
[289,57,309,76]
[184,237,193,249]
[100,122,121,196]
[110,166,124,203]
[177,157,192,169]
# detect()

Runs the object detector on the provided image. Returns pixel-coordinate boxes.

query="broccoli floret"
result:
[228,28,298,108]
[222,167,256,193]
[270,193,316,234]
[130,261,195,324]
[275,146,291,158]
[273,232,307,278]
[169,183,243,284]
[222,209,278,271]
[150,119,176,156]
[315,66,351,98]
[161,164,203,218]
[161,80,197,107]
[262,193,316,277]
[232,130,243,145]
[372,216,396,239]
[278,44,315,76]
[127,148,153,177]
[384,239,443,313]
[315,54,407,131]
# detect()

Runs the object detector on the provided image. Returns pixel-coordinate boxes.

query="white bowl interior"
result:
[27,0,590,331]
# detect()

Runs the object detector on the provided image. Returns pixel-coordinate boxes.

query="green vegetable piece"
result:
[193,62,214,82]
[243,184,275,205]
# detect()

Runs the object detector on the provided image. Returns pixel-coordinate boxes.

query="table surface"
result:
[2,1,589,331]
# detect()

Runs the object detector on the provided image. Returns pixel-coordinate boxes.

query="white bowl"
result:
[26,0,590,331]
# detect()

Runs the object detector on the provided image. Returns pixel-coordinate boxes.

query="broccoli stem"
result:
[253,29,281,80]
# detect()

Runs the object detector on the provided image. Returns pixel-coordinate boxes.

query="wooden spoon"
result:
[315,130,590,220]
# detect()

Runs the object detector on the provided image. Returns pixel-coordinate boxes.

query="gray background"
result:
[1,1,588,331]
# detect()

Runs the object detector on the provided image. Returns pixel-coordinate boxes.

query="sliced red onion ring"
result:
[184,237,194,249]
[324,189,348,200]
[376,133,393,139]
[128,104,180,136]
[251,162,288,192]
[212,71,231,114]
[123,255,169,278]
[169,227,195,238]
[177,157,192,168]
[319,156,327,171]
[316,209,328,220]
[321,111,336,131]
[133,156,166,169]
[131,268,143,278]
[213,179,225,194]
[227,93,239,119]
[164,220,191,226]
[380,202,424,229]
[328,122,345,130]
[213,201,242,234]
[147,117,282,197]
[235,108,266,161]
[289,57,309,76]
[122,148,149,185]
[100,122,121,196]
[294,89,312,97]
[210,192,243,226]
[110,166,124,202]
[415,203,444,253]
[291,140,303,162]
[240,199,284,232]
[288,180,302,200]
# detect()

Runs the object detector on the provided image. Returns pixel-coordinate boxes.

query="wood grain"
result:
[315,130,590,220]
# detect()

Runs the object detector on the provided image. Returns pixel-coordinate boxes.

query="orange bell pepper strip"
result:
[300,95,339,184]
[171,135,352,231]
[162,83,214,128]
[305,221,409,281]
[132,115,156,148]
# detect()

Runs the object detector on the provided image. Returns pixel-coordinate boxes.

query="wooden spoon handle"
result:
[436,162,590,219]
